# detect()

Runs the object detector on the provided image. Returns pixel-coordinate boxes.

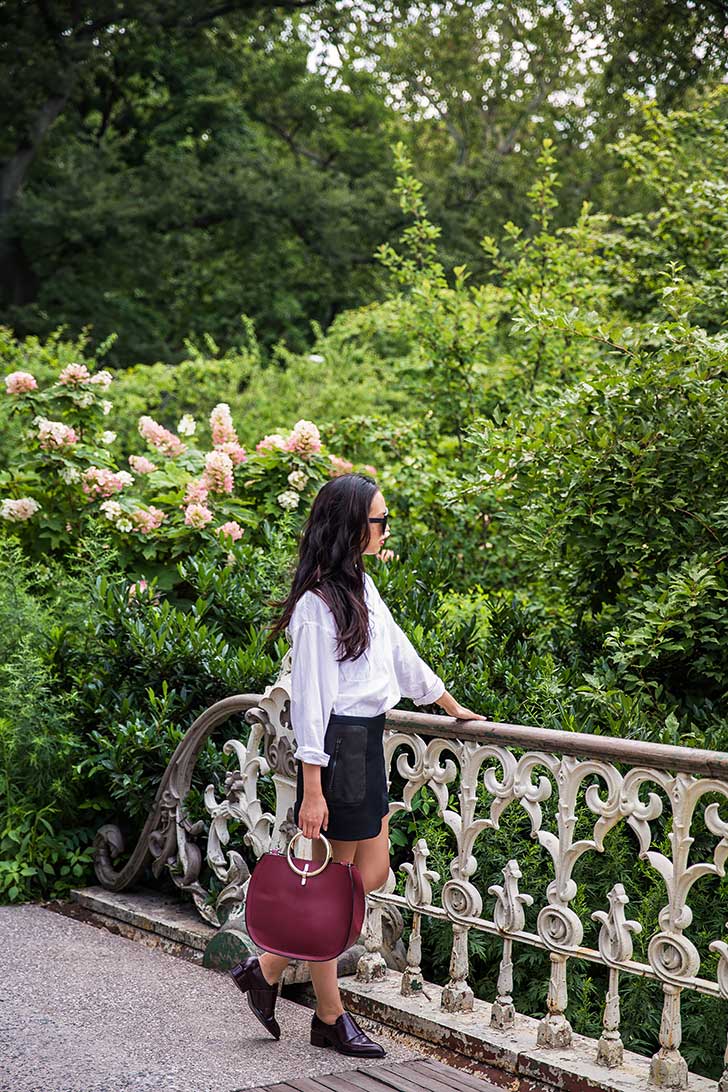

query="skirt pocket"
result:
[325,723,368,806]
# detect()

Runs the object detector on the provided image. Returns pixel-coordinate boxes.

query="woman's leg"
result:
[352,812,391,895]
[256,951,291,986]
[310,814,391,1023]
[307,833,359,1022]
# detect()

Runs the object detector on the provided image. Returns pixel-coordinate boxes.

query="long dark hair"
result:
[267,472,379,662]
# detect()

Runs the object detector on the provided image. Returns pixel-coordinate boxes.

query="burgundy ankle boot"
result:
[310,1010,386,1057]
[229,955,281,1040]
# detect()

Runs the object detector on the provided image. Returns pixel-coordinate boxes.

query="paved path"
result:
[0,904,427,1092]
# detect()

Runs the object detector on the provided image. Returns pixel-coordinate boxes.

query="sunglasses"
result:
[368,511,389,532]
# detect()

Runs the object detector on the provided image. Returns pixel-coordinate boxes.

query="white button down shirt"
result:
[285,571,445,766]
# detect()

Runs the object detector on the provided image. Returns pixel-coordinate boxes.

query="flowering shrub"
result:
[36,416,79,450]
[138,415,186,457]
[5,371,38,394]
[129,455,157,474]
[82,467,133,498]
[0,356,373,583]
[202,450,234,494]
[1,497,40,521]
[217,520,244,542]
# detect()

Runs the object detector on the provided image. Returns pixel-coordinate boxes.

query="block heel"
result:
[310,1029,330,1047]
[229,962,250,992]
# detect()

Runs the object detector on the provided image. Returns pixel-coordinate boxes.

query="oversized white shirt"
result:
[285,571,445,766]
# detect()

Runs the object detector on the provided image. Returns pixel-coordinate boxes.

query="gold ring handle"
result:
[286,830,332,877]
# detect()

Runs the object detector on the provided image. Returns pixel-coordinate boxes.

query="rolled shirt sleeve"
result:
[288,618,340,766]
[379,597,445,706]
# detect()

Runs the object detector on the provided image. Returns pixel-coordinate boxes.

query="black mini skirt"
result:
[293,711,389,841]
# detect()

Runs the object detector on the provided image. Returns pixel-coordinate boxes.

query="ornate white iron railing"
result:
[93,655,728,1089]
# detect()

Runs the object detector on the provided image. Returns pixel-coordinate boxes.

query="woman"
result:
[230,472,487,1057]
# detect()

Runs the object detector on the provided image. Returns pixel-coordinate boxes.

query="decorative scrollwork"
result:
[93,694,259,894]
[592,884,641,966]
[401,837,439,909]
[648,932,701,986]
[489,859,533,934]
[537,905,584,954]
[442,878,482,920]
[709,925,728,1000]
[93,663,728,1087]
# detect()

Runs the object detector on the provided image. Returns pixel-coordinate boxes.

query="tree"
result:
[0,1,322,312]
[313,1,728,270]
[0,1,402,361]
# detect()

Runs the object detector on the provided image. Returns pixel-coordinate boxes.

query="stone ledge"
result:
[337,969,715,1092]
[70,885,217,952]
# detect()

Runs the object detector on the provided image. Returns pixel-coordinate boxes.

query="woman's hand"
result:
[299,789,329,841]
[449,702,490,721]
[436,689,490,721]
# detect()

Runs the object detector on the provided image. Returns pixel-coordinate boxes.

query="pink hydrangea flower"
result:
[36,417,78,450]
[217,440,247,466]
[284,419,321,457]
[5,371,38,394]
[184,478,209,504]
[1,497,40,521]
[128,579,148,600]
[210,403,239,447]
[217,520,244,542]
[329,454,354,477]
[89,370,113,391]
[127,579,160,604]
[82,467,133,498]
[130,506,166,534]
[138,415,186,457]
[184,503,213,529]
[129,454,158,474]
[201,450,234,494]
[255,433,288,454]
[363,464,377,476]
[58,362,91,385]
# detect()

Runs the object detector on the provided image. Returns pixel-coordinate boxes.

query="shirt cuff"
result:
[293,744,330,766]
[412,676,445,706]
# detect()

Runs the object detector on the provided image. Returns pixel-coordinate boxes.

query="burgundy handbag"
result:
[244,831,366,961]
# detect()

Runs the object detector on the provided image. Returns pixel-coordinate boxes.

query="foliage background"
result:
[1,3,727,1079]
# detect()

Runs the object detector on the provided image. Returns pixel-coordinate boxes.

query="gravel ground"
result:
[0,904,424,1092]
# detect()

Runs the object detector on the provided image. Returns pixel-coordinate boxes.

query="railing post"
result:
[400,836,439,997]
[441,922,474,1012]
[491,936,515,1029]
[401,909,425,996]
[356,900,388,982]
[592,883,641,1067]
[596,967,623,1067]
[650,984,688,1089]
[489,859,533,1030]
[537,952,573,1048]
